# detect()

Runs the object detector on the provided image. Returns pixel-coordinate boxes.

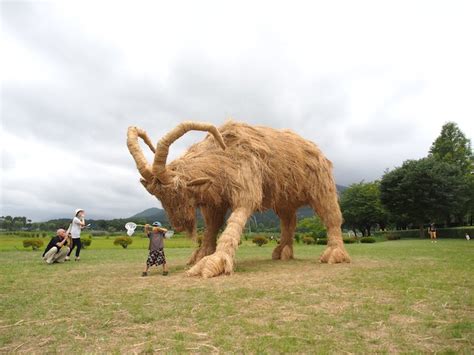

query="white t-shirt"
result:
[70,217,83,239]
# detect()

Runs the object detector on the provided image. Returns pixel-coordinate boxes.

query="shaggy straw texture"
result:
[127,120,350,278]
[152,122,226,184]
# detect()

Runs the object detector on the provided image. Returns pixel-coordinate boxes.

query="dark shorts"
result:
[146,248,166,267]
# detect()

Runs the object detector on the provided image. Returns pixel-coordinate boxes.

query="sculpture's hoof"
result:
[187,246,216,265]
[272,245,293,260]
[186,251,234,278]
[319,245,351,264]
[187,248,204,265]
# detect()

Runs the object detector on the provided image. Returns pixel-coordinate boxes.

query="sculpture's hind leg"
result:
[187,205,226,265]
[272,209,296,260]
[311,194,351,264]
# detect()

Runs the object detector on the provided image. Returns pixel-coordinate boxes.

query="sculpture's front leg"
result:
[187,205,227,265]
[186,207,251,278]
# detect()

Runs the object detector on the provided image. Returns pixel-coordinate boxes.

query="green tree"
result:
[429,122,473,224]
[12,216,27,230]
[468,175,474,225]
[0,216,13,230]
[0,216,30,230]
[296,216,326,239]
[380,157,468,237]
[340,181,387,236]
[429,122,473,174]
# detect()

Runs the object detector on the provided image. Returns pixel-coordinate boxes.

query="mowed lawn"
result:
[0,239,472,353]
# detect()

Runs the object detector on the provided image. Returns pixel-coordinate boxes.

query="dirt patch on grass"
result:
[390,314,418,325]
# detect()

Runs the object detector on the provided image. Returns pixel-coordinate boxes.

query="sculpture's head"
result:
[140,173,212,235]
[127,122,226,236]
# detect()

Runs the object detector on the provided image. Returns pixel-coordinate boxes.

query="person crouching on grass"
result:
[42,229,70,264]
[142,222,169,277]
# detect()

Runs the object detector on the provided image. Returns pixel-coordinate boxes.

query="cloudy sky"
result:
[1,1,473,221]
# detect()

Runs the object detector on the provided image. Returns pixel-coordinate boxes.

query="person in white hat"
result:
[66,209,86,261]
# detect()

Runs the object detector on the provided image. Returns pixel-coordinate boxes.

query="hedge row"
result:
[23,239,44,250]
[381,226,474,239]
[305,237,373,245]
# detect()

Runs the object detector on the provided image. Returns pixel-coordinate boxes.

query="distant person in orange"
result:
[429,222,437,243]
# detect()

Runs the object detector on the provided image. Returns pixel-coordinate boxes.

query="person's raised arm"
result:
[144,224,150,235]
[74,216,86,228]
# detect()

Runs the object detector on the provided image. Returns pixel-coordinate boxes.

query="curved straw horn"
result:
[127,126,156,181]
[152,121,226,183]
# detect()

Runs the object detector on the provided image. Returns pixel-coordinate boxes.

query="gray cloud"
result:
[1,1,473,221]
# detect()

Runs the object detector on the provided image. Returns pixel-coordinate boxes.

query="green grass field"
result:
[0,238,472,353]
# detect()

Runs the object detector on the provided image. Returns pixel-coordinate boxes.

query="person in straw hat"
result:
[142,221,169,276]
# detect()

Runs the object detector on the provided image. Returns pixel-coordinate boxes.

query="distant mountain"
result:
[130,184,347,228]
[129,208,168,221]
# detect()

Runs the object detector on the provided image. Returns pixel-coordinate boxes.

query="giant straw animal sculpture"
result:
[127,121,350,278]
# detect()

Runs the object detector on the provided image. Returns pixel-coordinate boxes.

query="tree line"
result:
[340,122,473,237]
[0,216,32,230]
[0,217,149,233]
